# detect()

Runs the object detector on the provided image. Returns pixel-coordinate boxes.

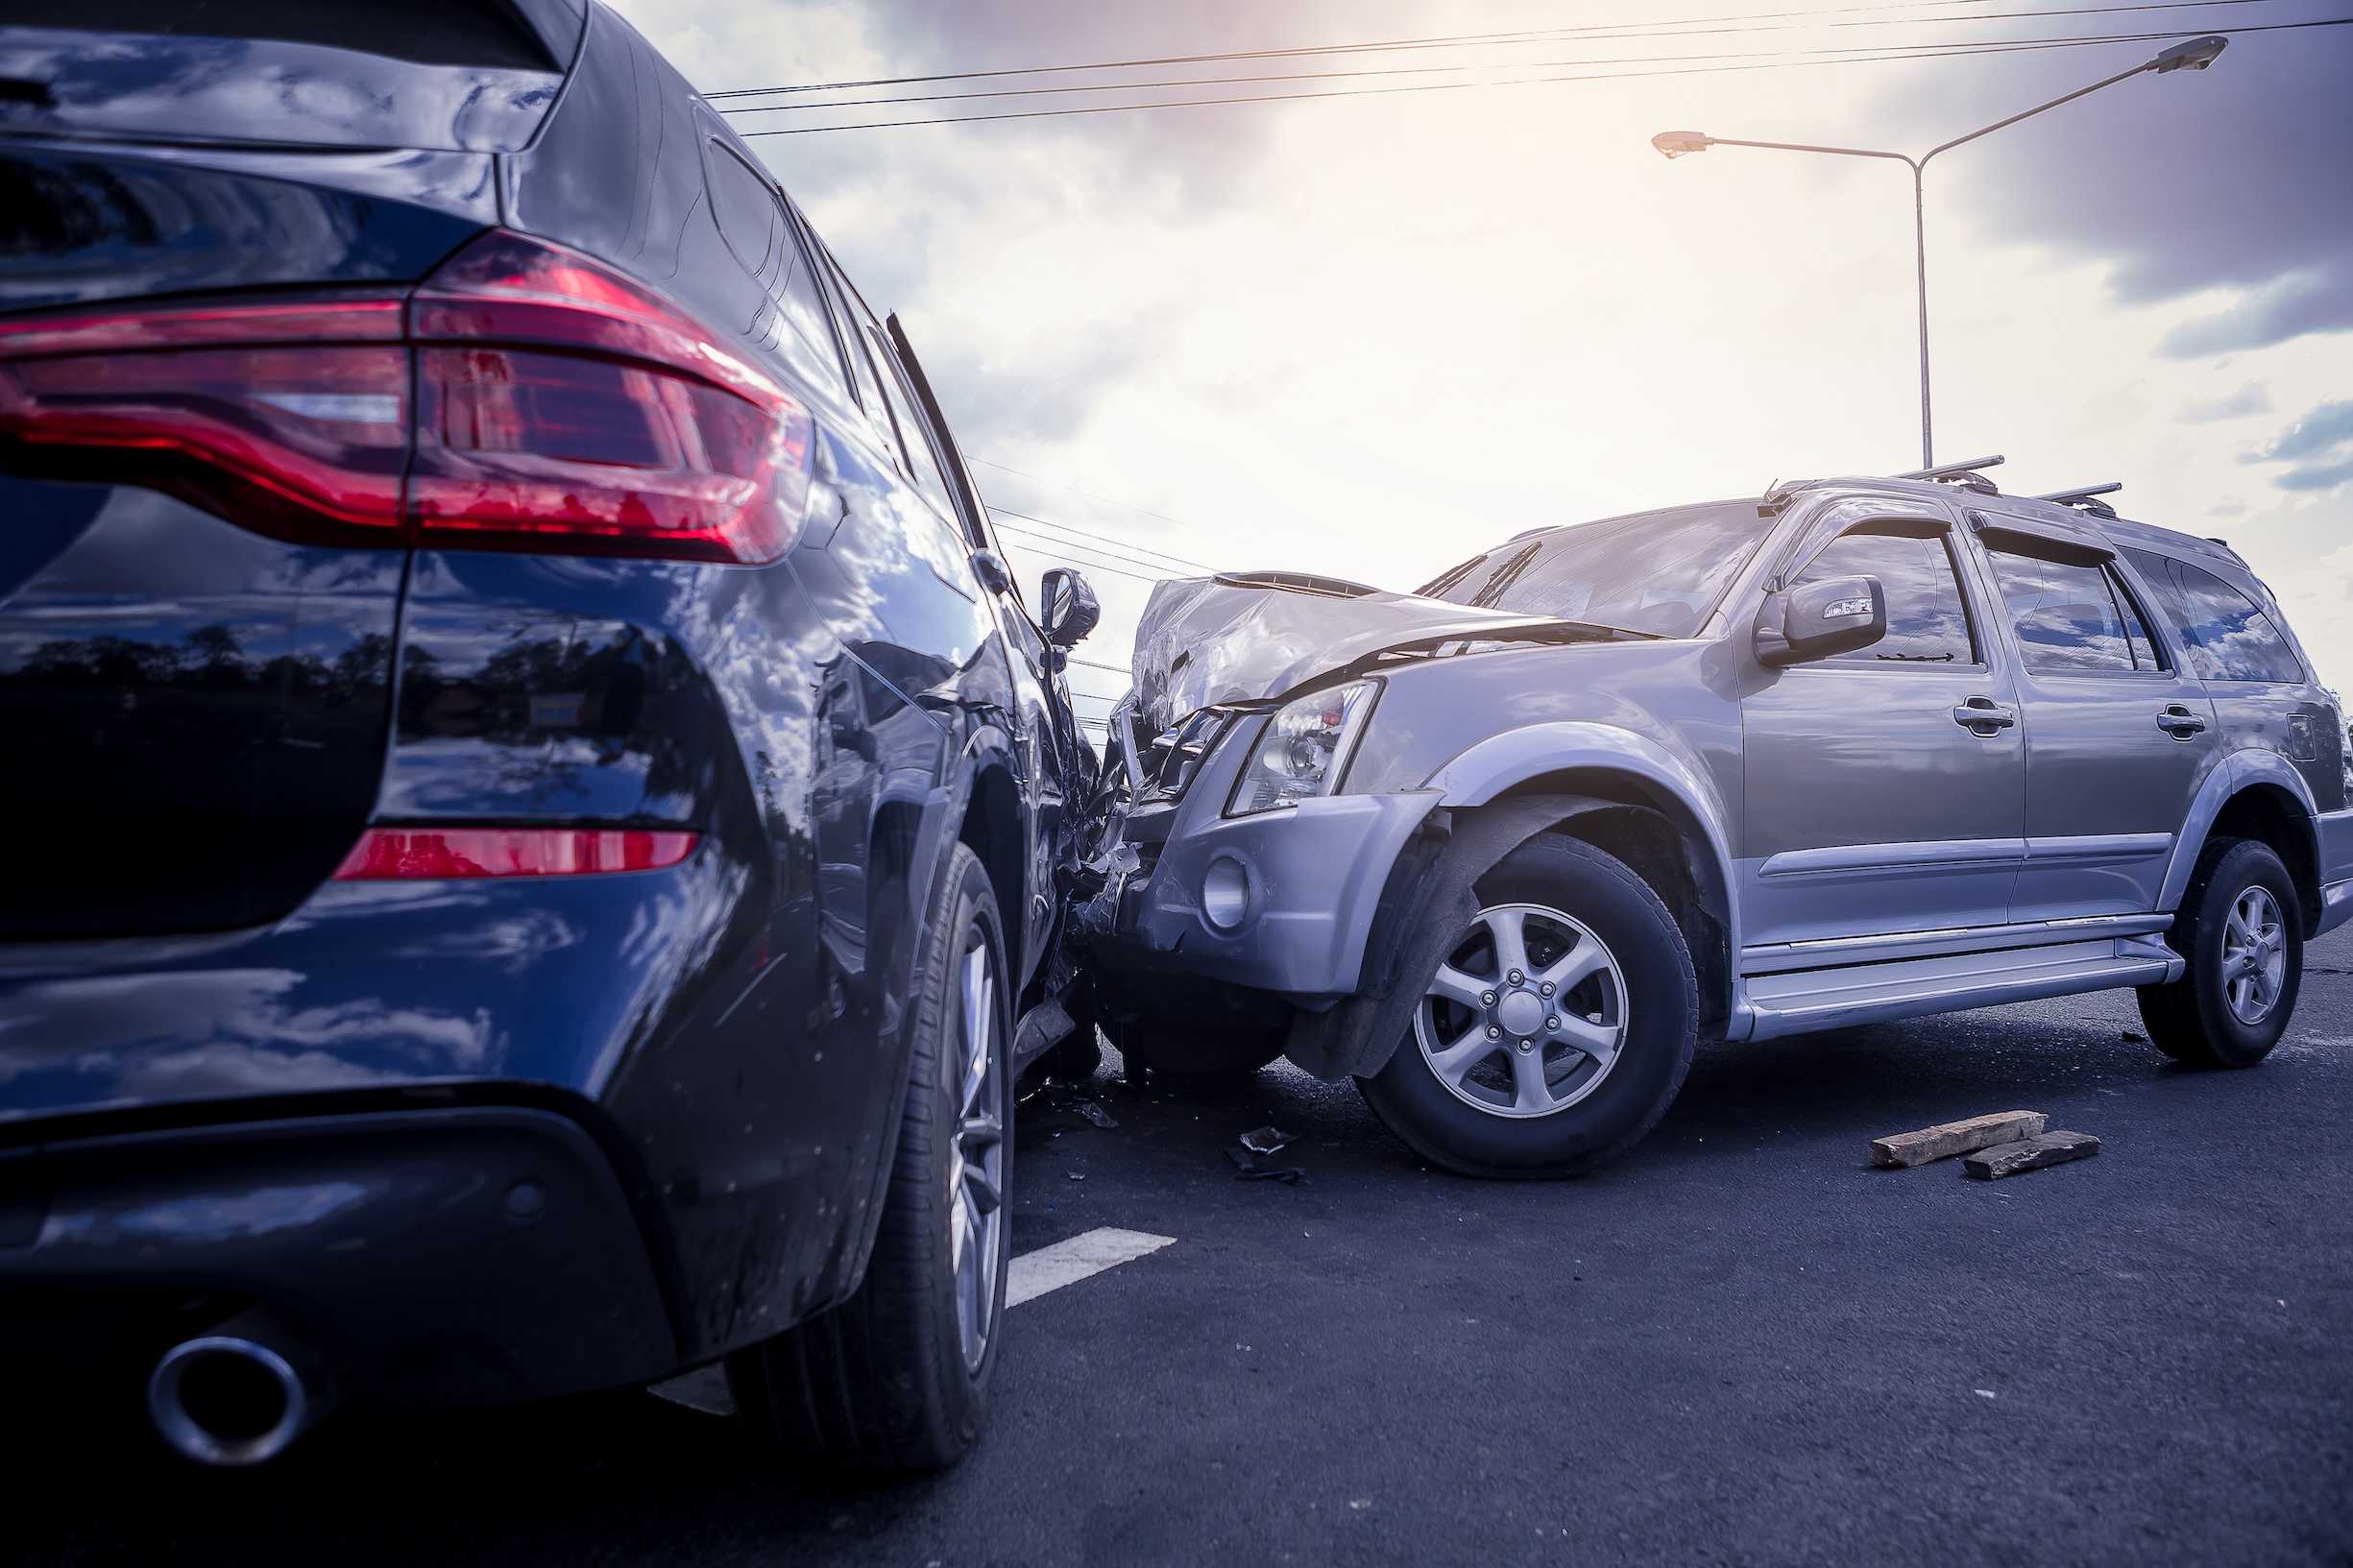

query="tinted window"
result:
[2122,549,2304,684]
[1422,505,1771,638]
[12,0,561,67]
[702,146,848,402]
[1795,529,1976,664]
[1985,550,2162,673]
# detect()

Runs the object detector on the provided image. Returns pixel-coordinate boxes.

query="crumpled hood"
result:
[1128,575,1574,734]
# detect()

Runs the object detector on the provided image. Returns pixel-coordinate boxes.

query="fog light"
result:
[1201,856,1251,931]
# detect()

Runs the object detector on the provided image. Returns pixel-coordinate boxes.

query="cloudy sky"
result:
[611,0,2351,731]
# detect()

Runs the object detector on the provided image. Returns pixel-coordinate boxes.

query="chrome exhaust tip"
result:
[147,1312,339,1466]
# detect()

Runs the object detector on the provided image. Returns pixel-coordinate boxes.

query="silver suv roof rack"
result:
[2033,482,2122,519]
[1897,455,2004,495]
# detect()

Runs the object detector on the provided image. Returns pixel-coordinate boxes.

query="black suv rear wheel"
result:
[1356,832,1697,1178]
[2137,835,2301,1069]
[726,843,1009,1471]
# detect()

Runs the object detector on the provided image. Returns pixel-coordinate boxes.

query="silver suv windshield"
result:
[1416,502,1774,638]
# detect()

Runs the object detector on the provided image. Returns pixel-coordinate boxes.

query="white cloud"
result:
[608,0,2353,702]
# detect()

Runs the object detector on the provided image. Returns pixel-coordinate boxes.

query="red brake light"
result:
[0,298,408,538]
[333,828,699,880]
[0,234,813,564]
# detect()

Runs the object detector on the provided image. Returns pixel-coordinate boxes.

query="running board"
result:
[1740,912,2173,977]
[1740,935,2182,1042]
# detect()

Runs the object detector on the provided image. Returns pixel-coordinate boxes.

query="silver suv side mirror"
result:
[1040,567,1101,649]
[1755,574,1886,666]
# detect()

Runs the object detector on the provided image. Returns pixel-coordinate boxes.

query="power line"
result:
[989,520,1178,578]
[988,534,1167,586]
[717,0,2286,115]
[989,513,1203,572]
[987,509,1210,573]
[991,526,1188,584]
[740,19,2348,134]
[708,0,2264,102]
[970,455,1202,543]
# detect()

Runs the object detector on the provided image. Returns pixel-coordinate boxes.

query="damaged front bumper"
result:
[1077,707,1440,1003]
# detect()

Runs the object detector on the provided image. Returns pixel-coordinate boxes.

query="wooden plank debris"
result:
[1963,1130,2101,1180]
[1870,1110,2048,1169]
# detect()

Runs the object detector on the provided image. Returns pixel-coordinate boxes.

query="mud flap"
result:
[1284,794,1619,1082]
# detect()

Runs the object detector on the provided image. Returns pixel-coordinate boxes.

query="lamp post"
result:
[1652,34,2227,469]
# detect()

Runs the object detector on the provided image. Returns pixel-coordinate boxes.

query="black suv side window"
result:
[1985,548,2163,673]
[2120,548,2304,684]
[1792,528,1977,664]
[700,140,848,402]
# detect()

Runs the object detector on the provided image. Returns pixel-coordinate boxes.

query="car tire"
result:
[2136,835,2301,1070]
[1356,832,1697,1179]
[725,842,1010,1472]
[1106,1019,1286,1081]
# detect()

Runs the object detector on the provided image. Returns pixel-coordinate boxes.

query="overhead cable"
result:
[740,18,2347,134]
[708,0,2274,102]
[986,507,1210,573]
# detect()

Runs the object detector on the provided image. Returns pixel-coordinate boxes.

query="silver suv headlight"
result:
[1226,679,1378,816]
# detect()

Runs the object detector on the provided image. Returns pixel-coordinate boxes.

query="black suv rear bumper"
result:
[0,1106,677,1411]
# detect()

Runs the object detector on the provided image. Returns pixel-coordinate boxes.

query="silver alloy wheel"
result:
[2220,882,2288,1025]
[947,932,1006,1371]
[1412,901,1628,1120]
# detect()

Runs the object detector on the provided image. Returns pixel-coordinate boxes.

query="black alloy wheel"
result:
[1356,832,1698,1178]
[727,842,1010,1471]
[2138,835,2302,1069]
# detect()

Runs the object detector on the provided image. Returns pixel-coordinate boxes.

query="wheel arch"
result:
[2164,751,2323,934]
[1287,725,1740,1081]
[1425,723,1739,1035]
[2210,783,2322,934]
[956,757,1028,978]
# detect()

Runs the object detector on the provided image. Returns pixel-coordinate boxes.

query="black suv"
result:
[0,0,1099,1471]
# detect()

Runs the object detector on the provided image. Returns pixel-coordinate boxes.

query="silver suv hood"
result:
[1128,573,1580,734]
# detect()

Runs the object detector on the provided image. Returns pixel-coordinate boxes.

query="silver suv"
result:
[1072,459,2350,1177]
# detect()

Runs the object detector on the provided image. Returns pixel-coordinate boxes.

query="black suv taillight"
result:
[0,232,814,564]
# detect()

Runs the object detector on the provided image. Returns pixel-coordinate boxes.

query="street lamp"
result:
[1651,34,2227,468]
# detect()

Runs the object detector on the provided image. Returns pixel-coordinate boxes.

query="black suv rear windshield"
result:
[1417,503,1773,639]
[3,0,560,70]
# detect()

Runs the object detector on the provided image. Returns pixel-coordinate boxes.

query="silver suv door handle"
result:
[2156,705,2207,737]
[1953,697,2016,735]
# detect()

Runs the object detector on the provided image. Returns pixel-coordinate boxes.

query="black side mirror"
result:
[1755,574,1886,666]
[1040,567,1101,649]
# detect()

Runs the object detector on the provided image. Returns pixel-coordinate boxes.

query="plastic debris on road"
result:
[1227,1146,1308,1185]
[1239,1124,1296,1155]
[1076,1099,1120,1129]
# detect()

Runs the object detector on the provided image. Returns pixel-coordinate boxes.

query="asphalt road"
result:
[10,929,2352,1567]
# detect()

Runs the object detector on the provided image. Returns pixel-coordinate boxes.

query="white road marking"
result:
[648,1227,1176,1416]
[1005,1226,1176,1308]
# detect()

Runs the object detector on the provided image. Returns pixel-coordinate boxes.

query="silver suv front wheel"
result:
[1413,903,1629,1119]
[1359,832,1698,1178]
